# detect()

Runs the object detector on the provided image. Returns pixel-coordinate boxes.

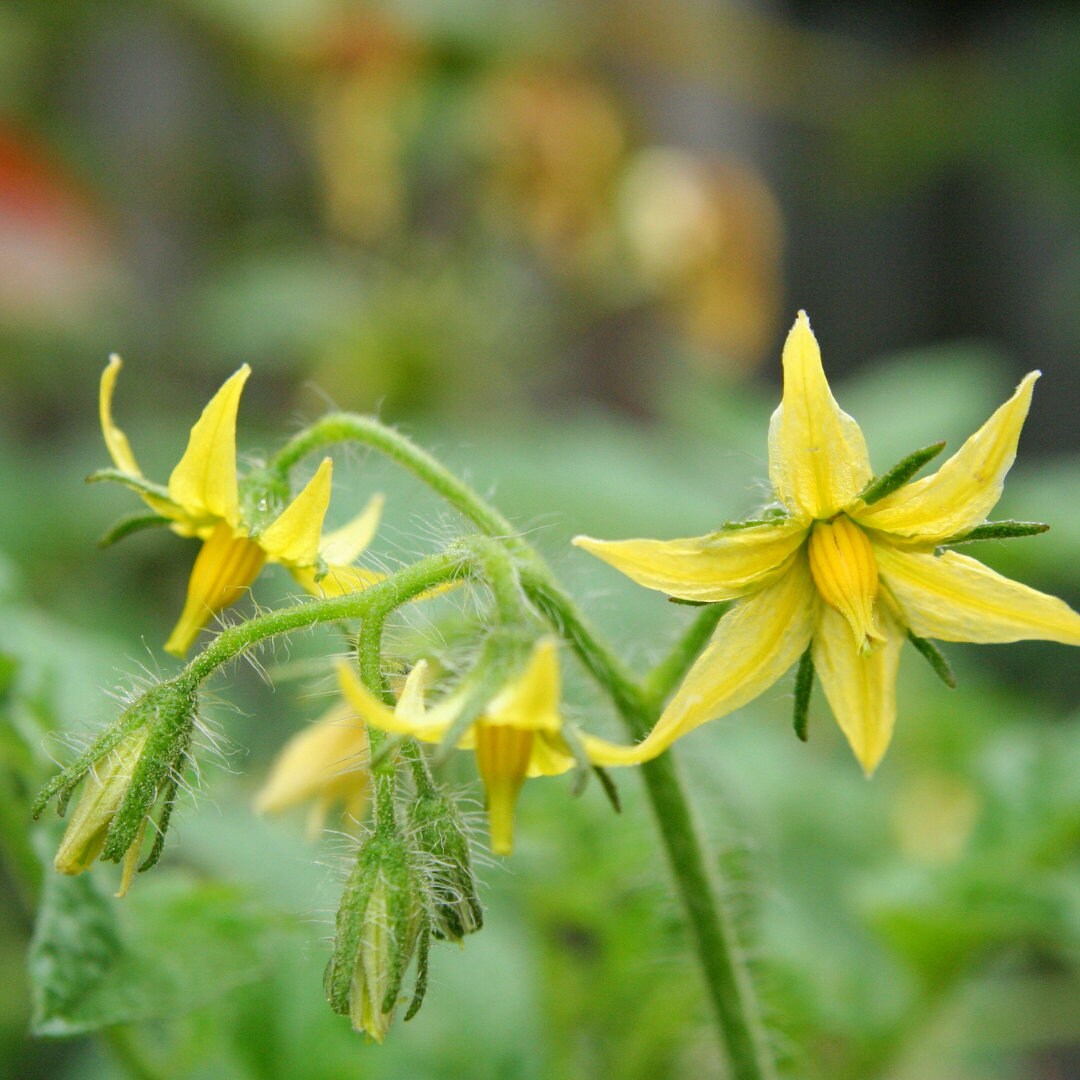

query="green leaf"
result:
[29,856,295,1037]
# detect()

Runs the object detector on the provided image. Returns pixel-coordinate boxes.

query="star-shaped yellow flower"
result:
[574,311,1080,774]
[337,640,633,854]
[99,357,383,656]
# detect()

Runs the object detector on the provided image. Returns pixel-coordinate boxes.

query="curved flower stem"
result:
[270,415,522,546]
[271,414,777,1080]
[183,550,471,686]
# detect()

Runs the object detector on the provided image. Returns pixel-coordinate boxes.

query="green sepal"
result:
[668,597,713,607]
[859,441,946,505]
[97,513,172,548]
[85,468,174,505]
[381,848,424,1015]
[409,792,483,942]
[560,722,595,797]
[717,509,789,532]
[907,632,957,689]
[792,647,814,742]
[949,520,1050,544]
[33,707,145,820]
[324,839,382,1017]
[403,922,430,1022]
[592,765,622,814]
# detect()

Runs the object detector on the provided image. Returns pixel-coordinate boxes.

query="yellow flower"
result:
[337,640,632,854]
[574,311,1080,774]
[254,703,370,838]
[99,357,383,656]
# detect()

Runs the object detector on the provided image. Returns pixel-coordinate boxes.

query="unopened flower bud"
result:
[325,833,428,1041]
[34,677,198,896]
[409,792,483,942]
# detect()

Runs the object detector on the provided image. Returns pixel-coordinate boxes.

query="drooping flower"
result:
[98,357,383,656]
[574,311,1080,774]
[337,639,633,854]
[254,703,370,838]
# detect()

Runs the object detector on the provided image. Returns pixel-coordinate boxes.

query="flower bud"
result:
[325,834,428,1041]
[409,792,483,942]
[34,677,197,896]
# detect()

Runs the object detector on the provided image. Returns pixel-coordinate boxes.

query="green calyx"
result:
[409,792,483,943]
[326,832,430,1038]
[35,677,199,884]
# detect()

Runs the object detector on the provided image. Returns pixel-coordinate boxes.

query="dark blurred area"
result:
[2,1,1077,436]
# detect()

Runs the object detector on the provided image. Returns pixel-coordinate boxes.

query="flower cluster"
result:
[32,318,1080,1046]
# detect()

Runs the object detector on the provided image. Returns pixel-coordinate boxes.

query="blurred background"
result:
[2,2,1080,1078]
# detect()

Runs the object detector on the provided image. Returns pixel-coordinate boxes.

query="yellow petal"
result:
[572,516,808,602]
[336,661,454,742]
[321,494,385,565]
[259,458,333,567]
[853,373,1039,542]
[813,600,903,776]
[486,639,562,734]
[875,544,1080,645]
[167,366,250,529]
[100,355,142,476]
[768,311,872,520]
[630,557,818,762]
[164,521,267,656]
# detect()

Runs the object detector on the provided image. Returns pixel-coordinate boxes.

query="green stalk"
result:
[272,414,777,1080]
[184,549,470,685]
[522,570,776,1080]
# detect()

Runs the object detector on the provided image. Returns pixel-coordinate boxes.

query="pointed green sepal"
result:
[859,441,947,505]
[792,647,814,742]
[907,631,957,689]
[86,468,174,504]
[403,922,430,1022]
[592,765,622,814]
[949,520,1050,544]
[98,513,172,548]
[668,596,714,607]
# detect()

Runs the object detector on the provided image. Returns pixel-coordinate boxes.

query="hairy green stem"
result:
[522,570,776,1080]
[271,414,777,1080]
[183,550,470,686]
